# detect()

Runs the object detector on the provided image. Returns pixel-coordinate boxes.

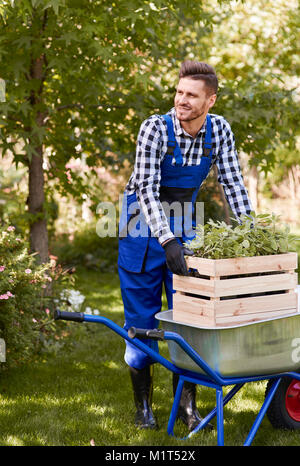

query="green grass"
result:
[0,266,299,446]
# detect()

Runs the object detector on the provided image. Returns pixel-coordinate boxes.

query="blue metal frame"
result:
[82,314,300,446]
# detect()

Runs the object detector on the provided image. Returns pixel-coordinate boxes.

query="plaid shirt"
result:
[125,107,253,245]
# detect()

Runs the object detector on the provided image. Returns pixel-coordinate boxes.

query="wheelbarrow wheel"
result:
[265,377,300,430]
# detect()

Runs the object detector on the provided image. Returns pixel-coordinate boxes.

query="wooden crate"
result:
[173,252,299,327]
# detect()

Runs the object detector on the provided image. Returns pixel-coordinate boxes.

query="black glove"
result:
[162,239,194,276]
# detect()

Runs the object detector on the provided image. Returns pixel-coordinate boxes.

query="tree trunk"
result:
[27,30,49,264]
[28,144,49,264]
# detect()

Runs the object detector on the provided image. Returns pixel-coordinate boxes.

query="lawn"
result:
[0,266,299,447]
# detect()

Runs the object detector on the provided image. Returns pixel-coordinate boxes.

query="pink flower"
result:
[41,284,47,288]
[6,292,14,297]
[45,308,50,315]
[0,266,5,272]
[0,294,9,300]
[25,269,31,274]
[7,226,15,232]
[66,169,72,184]
[32,318,37,323]
[16,238,21,242]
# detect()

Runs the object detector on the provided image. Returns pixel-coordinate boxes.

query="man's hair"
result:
[179,60,218,96]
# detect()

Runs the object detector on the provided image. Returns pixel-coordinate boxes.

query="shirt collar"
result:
[170,107,207,138]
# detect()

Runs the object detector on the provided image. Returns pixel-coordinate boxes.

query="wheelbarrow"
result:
[54,309,300,446]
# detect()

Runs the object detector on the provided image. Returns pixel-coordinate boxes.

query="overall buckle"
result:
[167,140,176,154]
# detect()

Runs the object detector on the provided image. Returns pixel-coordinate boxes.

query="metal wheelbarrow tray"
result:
[156,310,300,377]
[54,309,300,446]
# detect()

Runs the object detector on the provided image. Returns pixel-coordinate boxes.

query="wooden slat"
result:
[185,256,215,276]
[173,292,214,316]
[186,252,298,277]
[173,275,215,297]
[173,292,297,317]
[173,308,298,328]
[215,253,298,276]
[174,272,297,298]
[214,272,297,297]
[214,292,298,317]
[216,308,298,326]
[173,310,215,327]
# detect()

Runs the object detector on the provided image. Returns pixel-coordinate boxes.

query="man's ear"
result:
[208,93,217,109]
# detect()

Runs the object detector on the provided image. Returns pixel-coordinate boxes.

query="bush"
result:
[0,224,56,366]
[51,222,118,273]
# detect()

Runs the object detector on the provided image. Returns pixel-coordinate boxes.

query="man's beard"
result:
[177,111,204,122]
[175,104,206,122]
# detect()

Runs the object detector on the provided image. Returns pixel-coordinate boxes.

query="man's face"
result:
[174,77,216,123]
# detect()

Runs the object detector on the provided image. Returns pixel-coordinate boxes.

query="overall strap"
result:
[203,114,213,157]
[161,114,183,166]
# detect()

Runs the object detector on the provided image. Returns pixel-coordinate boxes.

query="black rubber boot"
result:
[172,373,213,432]
[129,365,158,429]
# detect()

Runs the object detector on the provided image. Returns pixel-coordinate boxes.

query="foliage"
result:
[213,79,299,173]
[0,222,72,366]
[0,163,28,231]
[0,0,211,200]
[262,146,300,196]
[0,0,215,261]
[196,170,232,223]
[186,212,300,259]
[0,0,297,205]
[179,0,300,173]
[0,223,48,364]
[0,0,299,261]
[51,223,118,273]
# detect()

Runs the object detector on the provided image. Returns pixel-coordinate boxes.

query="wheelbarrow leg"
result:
[188,382,245,439]
[216,388,224,446]
[244,377,281,446]
[167,376,184,436]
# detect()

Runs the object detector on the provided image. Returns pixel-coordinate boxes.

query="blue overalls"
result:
[118,114,213,369]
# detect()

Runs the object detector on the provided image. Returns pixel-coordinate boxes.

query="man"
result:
[118,61,253,431]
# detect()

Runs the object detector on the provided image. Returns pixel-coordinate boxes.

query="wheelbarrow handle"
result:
[54,309,85,322]
[128,327,165,341]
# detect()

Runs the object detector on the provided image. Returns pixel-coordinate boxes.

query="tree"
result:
[0,0,212,262]
[1,0,299,263]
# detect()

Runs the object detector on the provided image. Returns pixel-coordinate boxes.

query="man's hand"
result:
[162,239,194,276]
